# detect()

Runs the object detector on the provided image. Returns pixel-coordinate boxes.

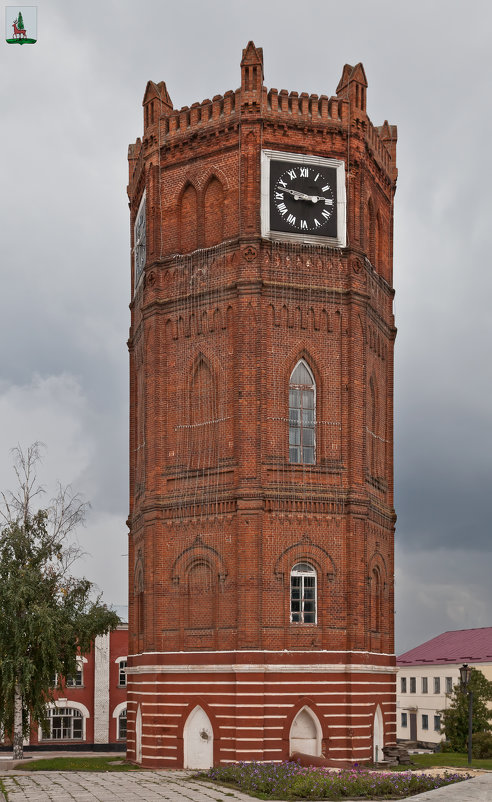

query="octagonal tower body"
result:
[127,43,397,768]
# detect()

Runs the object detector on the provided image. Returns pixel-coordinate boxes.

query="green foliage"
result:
[17,11,24,29]
[0,444,119,744]
[440,668,492,752]
[471,731,492,759]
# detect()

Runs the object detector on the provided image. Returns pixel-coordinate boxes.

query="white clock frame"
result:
[134,190,147,290]
[260,150,346,248]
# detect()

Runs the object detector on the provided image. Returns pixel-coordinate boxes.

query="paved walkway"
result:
[0,769,491,802]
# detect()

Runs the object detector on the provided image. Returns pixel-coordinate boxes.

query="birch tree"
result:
[0,444,119,758]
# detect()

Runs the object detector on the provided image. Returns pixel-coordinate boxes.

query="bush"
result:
[440,741,455,752]
[471,731,492,759]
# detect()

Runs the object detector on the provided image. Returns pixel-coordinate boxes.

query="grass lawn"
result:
[14,756,141,772]
[410,752,492,771]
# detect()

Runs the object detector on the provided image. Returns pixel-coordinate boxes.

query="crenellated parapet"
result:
[128,42,396,193]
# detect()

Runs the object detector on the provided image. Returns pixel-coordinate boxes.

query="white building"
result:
[397,627,492,746]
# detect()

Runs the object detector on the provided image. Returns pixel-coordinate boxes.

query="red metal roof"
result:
[397,627,492,666]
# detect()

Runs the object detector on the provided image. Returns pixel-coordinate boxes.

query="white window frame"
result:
[290,562,317,624]
[115,656,128,687]
[39,701,89,742]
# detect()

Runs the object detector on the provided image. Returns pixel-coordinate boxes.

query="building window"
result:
[401,712,408,728]
[421,676,428,694]
[434,714,441,732]
[401,677,407,693]
[66,668,83,688]
[42,708,83,740]
[434,677,440,694]
[290,563,317,624]
[118,660,127,687]
[410,677,416,693]
[445,677,453,694]
[289,360,315,465]
[118,709,127,740]
[422,714,429,730]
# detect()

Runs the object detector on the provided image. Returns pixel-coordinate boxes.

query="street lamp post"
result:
[459,664,473,766]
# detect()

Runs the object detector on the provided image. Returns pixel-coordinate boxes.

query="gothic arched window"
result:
[290,562,317,624]
[289,360,316,464]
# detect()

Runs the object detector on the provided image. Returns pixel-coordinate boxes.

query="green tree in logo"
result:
[17,11,24,30]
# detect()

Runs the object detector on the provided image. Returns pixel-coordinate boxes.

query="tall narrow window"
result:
[118,709,127,740]
[290,563,317,624]
[118,660,127,687]
[289,361,315,464]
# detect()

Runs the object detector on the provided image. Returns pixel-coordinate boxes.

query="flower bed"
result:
[204,761,471,799]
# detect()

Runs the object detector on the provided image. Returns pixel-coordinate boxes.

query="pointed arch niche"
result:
[183,705,214,769]
[373,705,384,763]
[289,706,323,757]
[203,176,224,247]
[179,183,198,253]
[188,355,218,470]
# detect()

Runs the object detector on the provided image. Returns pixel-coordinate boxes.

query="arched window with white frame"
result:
[39,702,89,741]
[113,702,128,741]
[290,562,317,624]
[289,360,316,465]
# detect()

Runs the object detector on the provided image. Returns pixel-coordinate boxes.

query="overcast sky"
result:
[1,0,490,655]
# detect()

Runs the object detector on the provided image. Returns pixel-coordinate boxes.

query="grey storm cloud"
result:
[1,0,491,649]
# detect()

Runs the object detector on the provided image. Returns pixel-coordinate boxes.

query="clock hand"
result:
[280,188,312,201]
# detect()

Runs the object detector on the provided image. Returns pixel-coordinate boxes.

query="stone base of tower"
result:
[126,650,396,768]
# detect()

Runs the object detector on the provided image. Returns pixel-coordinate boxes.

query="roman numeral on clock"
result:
[277,202,288,215]
[300,167,308,177]
[300,220,308,230]
[286,214,296,225]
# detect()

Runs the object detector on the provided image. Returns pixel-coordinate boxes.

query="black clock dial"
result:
[269,159,338,237]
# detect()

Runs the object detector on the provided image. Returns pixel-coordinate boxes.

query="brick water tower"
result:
[127,43,397,768]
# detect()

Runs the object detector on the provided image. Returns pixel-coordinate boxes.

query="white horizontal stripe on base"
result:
[140,755,175,761]
[141,744,177,751]
[131,649,395,658]
[128,663,396,676]
[129,689,394,698]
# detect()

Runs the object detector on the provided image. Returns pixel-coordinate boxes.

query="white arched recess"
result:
[183,705,214,769]
[289,706,322,757]
[373,705,384,763]
[135,704,142,763]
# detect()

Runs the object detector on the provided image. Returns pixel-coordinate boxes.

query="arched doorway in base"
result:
[183,705,214,769]
[289,706,322,757]
[135,704,142,763]
[373,705,384,763]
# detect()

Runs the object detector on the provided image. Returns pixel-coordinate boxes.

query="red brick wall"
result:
[127,43,397,767]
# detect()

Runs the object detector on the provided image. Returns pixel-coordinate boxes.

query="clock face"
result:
[270,159,338,237]
[261,150,346,247]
